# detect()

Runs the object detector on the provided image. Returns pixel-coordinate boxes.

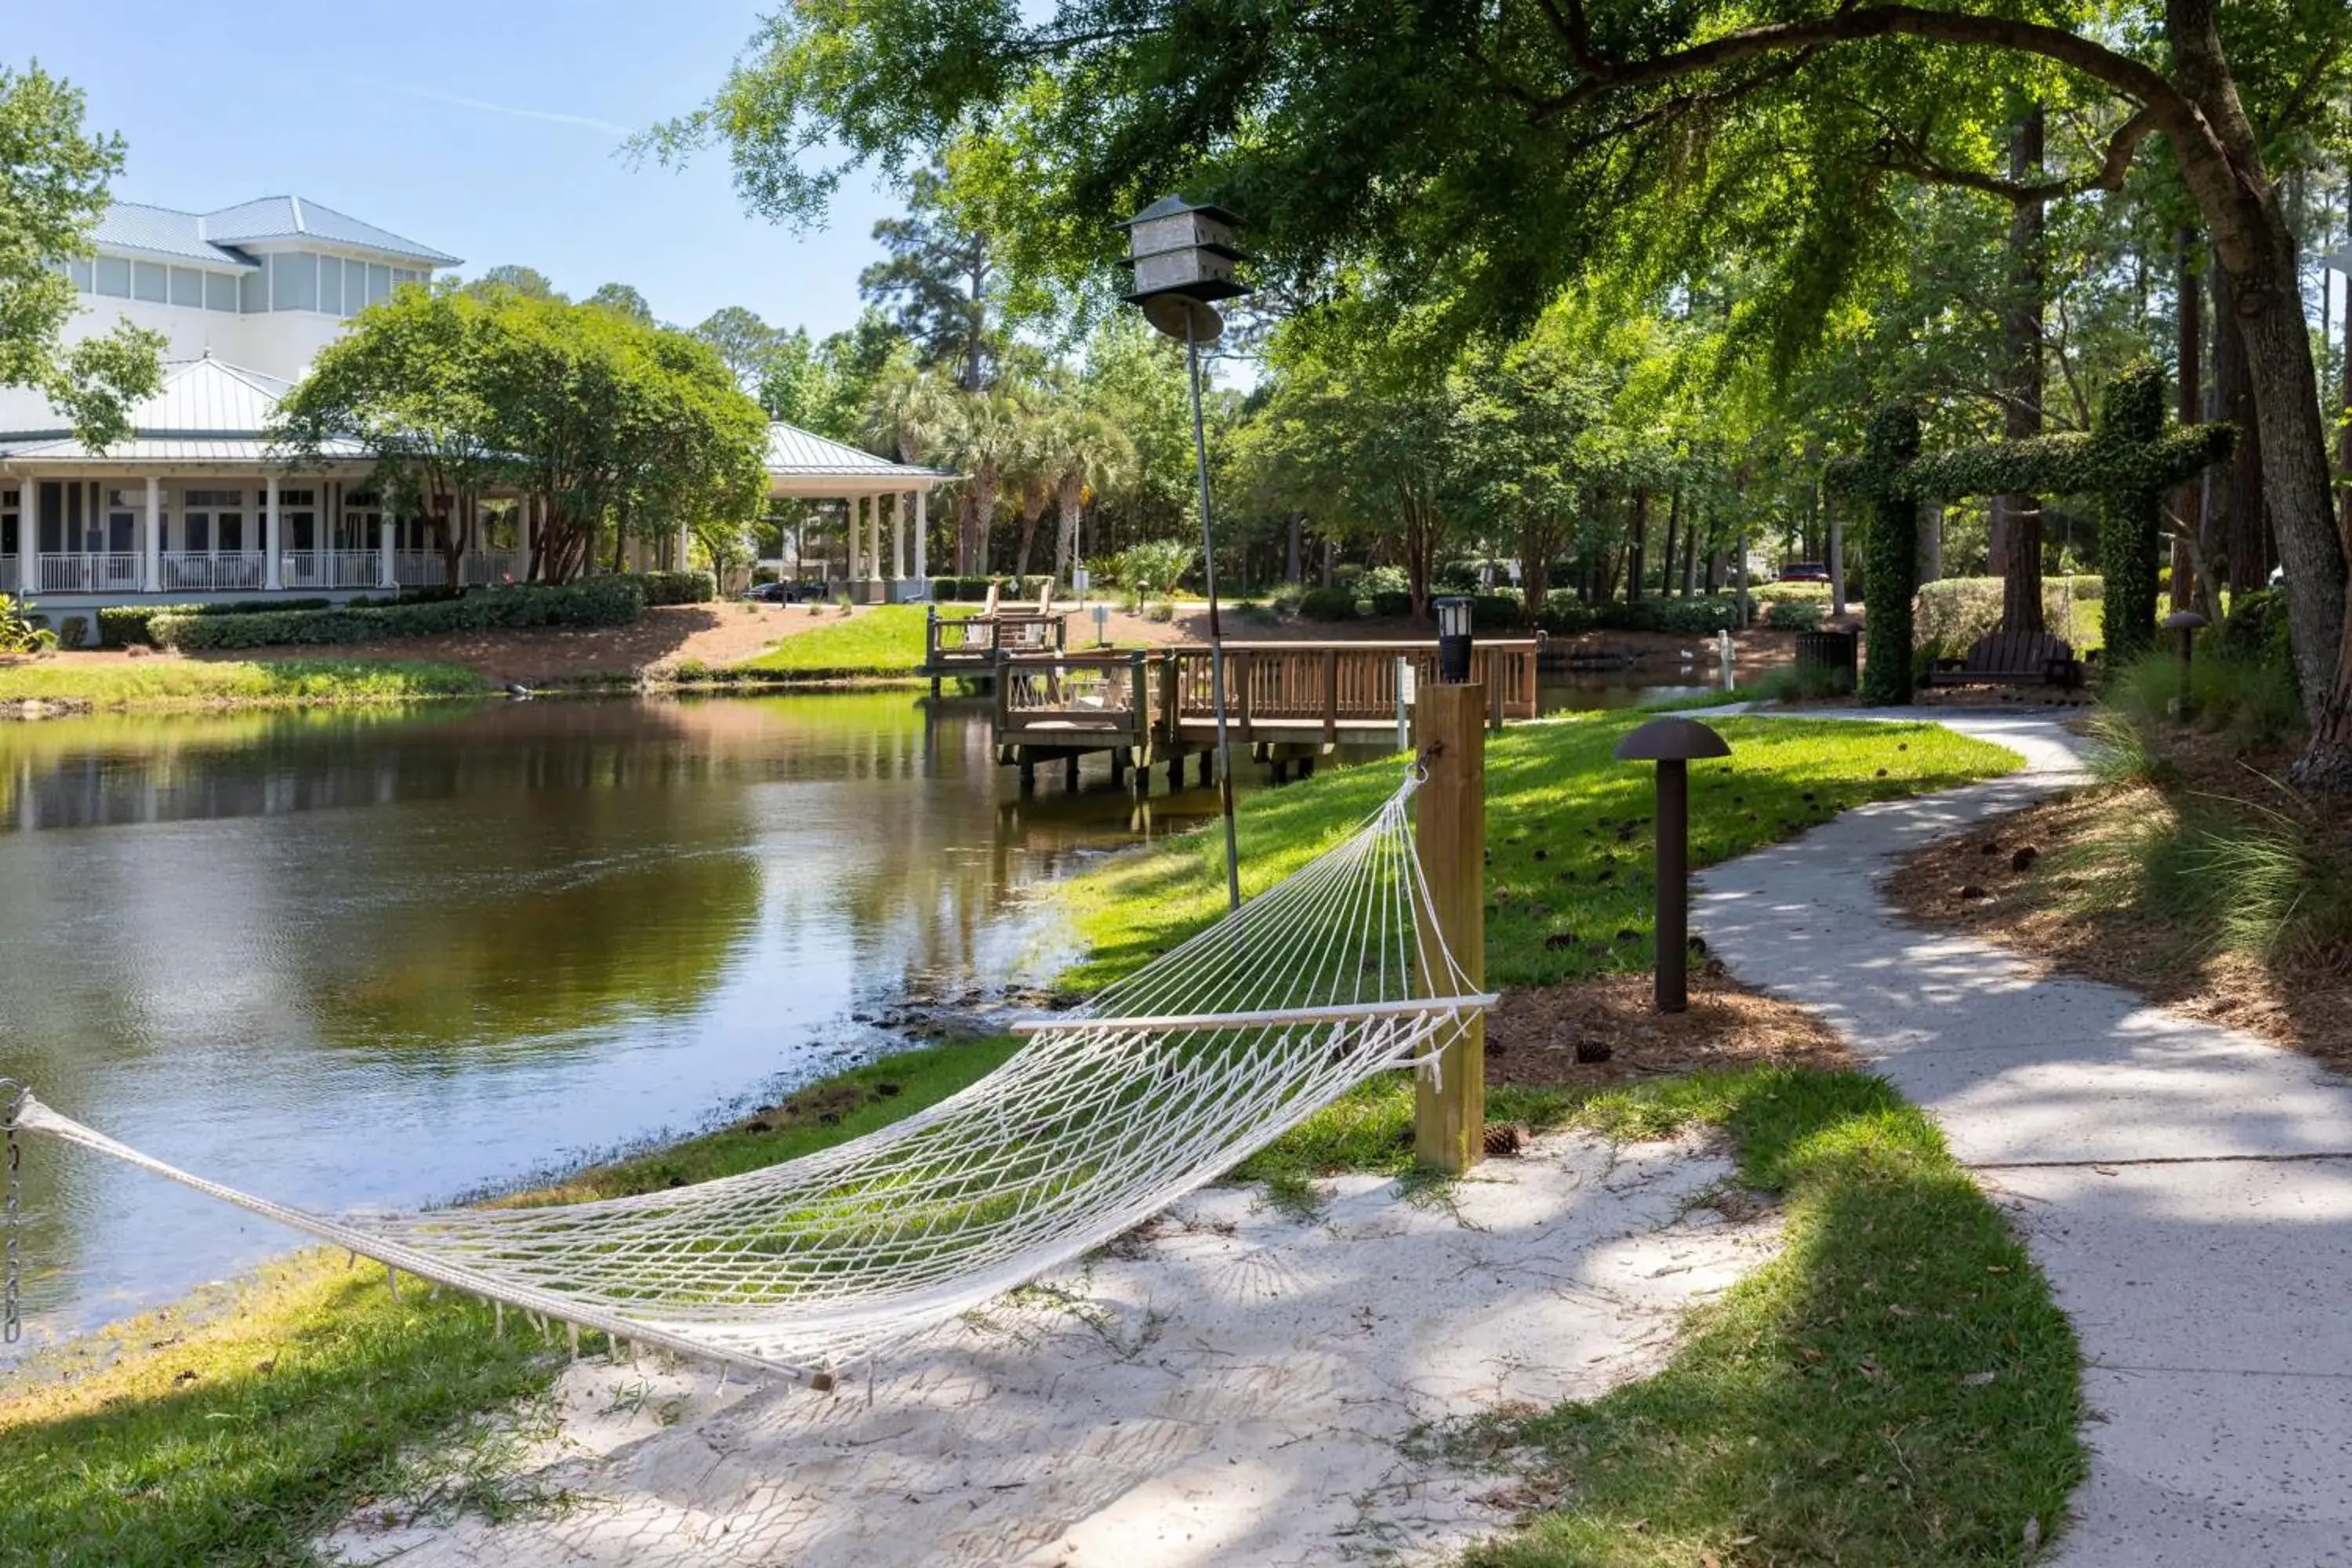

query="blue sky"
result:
[16,2,899,340]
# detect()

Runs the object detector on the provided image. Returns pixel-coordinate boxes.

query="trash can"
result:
[1794,628,1858,691]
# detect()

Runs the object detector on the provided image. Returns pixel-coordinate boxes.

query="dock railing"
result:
[1165,641,1540,742]
[926,607,1069,673]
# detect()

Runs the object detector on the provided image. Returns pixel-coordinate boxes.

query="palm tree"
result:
[860,360,953,467]
[1032,401,1138,590]
[942,388,1027,575]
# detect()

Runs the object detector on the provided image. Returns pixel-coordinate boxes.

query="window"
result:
[318,256,342,316]
[132,261,169,303]
[95,257,132,297]
[217,513,244,552]
[272,252,318,311]
[183,514,210,552]
[183,489,244,508]
[68,259,93,292]
[241,259,268,313]
[205,272,239,312]
[279,489,315,507]
[170,267,203,307]
[367,263,391,305]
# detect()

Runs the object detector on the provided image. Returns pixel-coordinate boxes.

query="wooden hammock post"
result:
[1414,681,1486,1172]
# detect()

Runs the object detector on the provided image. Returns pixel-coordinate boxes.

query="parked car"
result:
[1776,561,1831,583]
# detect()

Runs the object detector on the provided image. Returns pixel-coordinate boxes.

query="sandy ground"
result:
[327,1131,1775,1568]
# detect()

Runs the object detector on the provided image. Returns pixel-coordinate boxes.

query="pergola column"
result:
[264,474,282,590]
[866,494,880,586]
[844,496,861,584]
[891,492,906,583]
[143,476,161,593]
[914,488,927,582]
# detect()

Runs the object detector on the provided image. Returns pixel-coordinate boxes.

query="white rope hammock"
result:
[2,768,1491,1386]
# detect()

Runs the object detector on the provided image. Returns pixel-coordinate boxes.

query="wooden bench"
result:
[1926,629,2085,690]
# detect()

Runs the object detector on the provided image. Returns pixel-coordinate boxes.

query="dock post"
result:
[1414,681,1486,1174]
[1064,753,1080,791]
[1018,754,1036,794]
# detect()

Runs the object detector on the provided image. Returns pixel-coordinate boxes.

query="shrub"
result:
[1912,575,2103,652]
[1469,590,1524,631]
[634,570,716,606]
[1110,539,1194,595]
[1368,590,1414,618]
[1299,586,1358,621]
[1267,583,1305,615]
[101,601,339,648]
[1752,660,1855,702]
[2216,588,2292,666]
[1766,600,1824,631]
[151,579,645,650]
[1597,597,1743,635]
[0,596,55,654]
[56,615,89,650]
[1148,598,1177,623]
[1432,560,1484,593]
[1537,594,1596,636]
[1359,564,1409,598]
[2103,644,2304,752]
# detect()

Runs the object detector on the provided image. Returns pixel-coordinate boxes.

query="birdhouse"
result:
[1118,196,1252,303]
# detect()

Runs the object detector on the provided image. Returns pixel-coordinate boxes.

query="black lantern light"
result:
[1434,596,1474,684]
[1614,717,1733,1014]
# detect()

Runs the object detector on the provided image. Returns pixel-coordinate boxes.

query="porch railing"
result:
[281,550,388,591]
[463,550,523,586]
[37,554,143,594]
[0,558,18,595]
[158,553,267,593]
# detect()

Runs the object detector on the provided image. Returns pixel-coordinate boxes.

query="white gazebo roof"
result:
[764,422,953,498]
[0,355,370,468]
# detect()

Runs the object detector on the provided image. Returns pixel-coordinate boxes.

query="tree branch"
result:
[1870,106,2160,205]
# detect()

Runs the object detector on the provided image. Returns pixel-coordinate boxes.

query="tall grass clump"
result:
[2102,643,2303,753]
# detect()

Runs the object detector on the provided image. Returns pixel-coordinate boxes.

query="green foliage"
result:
[2216,588,2294,666]
[1752,660,1855,703]
[0,594,56,654]
[1468,590,1526,631]
[1598,596,1743,636]
[1763,600,1823,631]
[2093,366,2171,667]
[148,581,646,652]
[2104,645,2307,753]
[1106,539,1194,595]
[1914,577,2104,656]
[1298,586,1357,621]
[633,570,718,607]
[99,601,336,648]
[55,615,88,650]
[0,62,164,448]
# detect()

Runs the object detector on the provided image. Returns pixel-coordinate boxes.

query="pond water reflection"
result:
[0,695,1232,1341]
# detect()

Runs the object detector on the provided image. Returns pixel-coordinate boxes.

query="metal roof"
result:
[199,197,461,266]
[0,357,367,466]
[90,197,460,270]
[764,422,953,482]
[91,203,260,270]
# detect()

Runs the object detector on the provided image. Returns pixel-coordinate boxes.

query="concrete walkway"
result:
[1693,709,2352,1566]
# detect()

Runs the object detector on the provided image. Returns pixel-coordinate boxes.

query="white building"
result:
[0,194,946,622]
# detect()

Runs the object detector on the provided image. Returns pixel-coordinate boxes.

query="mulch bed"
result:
[1485,971,1852,1087]
[1881,739,2352,1068]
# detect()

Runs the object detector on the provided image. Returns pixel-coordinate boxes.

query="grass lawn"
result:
[731,604,974,678]
[1059,713,2018,992]
[1,710,2074,1567]
[0,657,487,708]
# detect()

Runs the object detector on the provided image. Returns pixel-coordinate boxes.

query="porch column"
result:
[845,496,861,583]
[264,474,281,590]
[891,492,906,583]
[865,495,880,584]
[143,477,161,593]
[18,470,36,596]
[379,516,395,589]
[914,488,927,582]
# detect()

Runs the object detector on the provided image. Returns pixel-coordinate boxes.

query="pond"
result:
[0,670,1711,1348]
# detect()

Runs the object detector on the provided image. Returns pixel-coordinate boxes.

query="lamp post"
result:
[1433,595,1474,684]
[1613,717,1733,1013]
[2164,608,2208,722]
[1120,196,1254,912]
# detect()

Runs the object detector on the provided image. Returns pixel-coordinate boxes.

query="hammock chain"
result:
[2,1078,25,1345]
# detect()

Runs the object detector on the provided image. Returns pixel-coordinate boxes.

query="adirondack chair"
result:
[1925,629,2085,689]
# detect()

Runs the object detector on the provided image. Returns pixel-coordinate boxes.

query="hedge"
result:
[1299,586,1357,621]
[150,579,645,651]
[102,600,336,648]
[633,570,716,606]
[1913,575,2103,654]
[1765,600,1824,631]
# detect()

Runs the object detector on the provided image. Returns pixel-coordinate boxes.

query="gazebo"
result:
[764,423,954,604]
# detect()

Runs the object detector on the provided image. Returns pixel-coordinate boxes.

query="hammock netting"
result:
[3,768,1490,1385]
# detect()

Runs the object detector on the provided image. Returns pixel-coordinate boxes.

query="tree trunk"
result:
[2210,271,2274,593]
[1680,517,1697,597]
[2171,228,2203,611]
[1054,477,1083,587]
[1285,511,1304,583]
[1659,486,1679,604]
[1919,502,1944,584]
[1519,517,1561,628]
[1626,489,1650,601]
[1993,104,2047,637]
[1014,496,1045,579]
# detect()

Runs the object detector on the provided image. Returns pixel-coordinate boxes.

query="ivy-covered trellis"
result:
[1830,365,2234,706]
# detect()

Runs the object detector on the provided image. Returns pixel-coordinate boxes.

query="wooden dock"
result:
[924,607,1068,692]
[992,641,1541,791]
